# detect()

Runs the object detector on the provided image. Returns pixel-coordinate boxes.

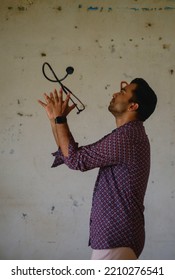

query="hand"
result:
[38,89,76,120]
[52,89,76,118]
[38,92,55,121]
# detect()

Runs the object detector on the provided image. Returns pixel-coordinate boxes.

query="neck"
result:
[115,115,138,128]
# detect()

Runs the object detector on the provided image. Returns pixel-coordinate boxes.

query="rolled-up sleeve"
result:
[51,128,132,171]
[51,150,64,168]
[52,129,133,171]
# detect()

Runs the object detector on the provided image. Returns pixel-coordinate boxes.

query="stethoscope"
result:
[42,62,85,114]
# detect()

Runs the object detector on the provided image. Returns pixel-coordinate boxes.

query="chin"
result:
[108,106,114,116]
[108,102,114,110]
[108,105,112,112]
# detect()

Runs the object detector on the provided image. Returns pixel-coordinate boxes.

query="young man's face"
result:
[108,81,137,116]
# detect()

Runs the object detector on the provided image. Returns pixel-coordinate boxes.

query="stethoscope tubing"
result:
[42,62,85,114]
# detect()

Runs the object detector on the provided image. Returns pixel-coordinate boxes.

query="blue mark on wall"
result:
[87,6,98,11]
[130,8,139,11]
[87,6,112,12]
[130,6,175,11]
[164,6,175,10]
[84,5,175,12]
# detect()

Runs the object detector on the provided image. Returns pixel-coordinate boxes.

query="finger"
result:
[58,88,63,103]
[50,92,54,100]
[38,100,46,108]
[63,93,71,107]
[54,89,58,95]
[69,103,76,111]
[44,93,52,103]
[54,89,59,102]
[65,93,71,101]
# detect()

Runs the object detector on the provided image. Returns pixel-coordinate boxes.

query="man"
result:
[38,78,157,260]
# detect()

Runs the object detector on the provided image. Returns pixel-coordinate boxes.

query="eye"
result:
[120,88,126,94]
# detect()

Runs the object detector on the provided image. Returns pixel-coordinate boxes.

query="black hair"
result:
[130,78,157,121]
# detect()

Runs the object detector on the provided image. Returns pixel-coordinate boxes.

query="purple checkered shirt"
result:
[52,120,150,257]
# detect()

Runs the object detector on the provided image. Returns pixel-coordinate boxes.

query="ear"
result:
[128,102,139,112]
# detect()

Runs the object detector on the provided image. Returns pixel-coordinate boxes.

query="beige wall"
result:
[0,0,175,259]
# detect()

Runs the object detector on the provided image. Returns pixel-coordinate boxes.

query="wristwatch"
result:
[55,116,67,124]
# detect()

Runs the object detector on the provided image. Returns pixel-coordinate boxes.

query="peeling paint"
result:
[171,190,175,199]
[95,39,102,48]
[22,213,27,219]
[53,6,62,11]
[9,149,15,154]
[105,84,110,90]
[6,1,34,13]
[145,22,153,27]
[41,52,46,57]
[163,44,171,50]
[51,206,55,214]
[69,195,83,207]
[73,200,79,207]
[17,112,33,117]
[109,44,115,53]
[18,6,26,11]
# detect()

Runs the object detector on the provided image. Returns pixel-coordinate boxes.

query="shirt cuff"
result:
[51,149,64,168]
[51,134,78,168]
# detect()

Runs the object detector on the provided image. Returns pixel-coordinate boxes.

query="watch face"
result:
[55,116,67,124]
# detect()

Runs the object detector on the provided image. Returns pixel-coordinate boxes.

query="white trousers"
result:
[91,247,137,260]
